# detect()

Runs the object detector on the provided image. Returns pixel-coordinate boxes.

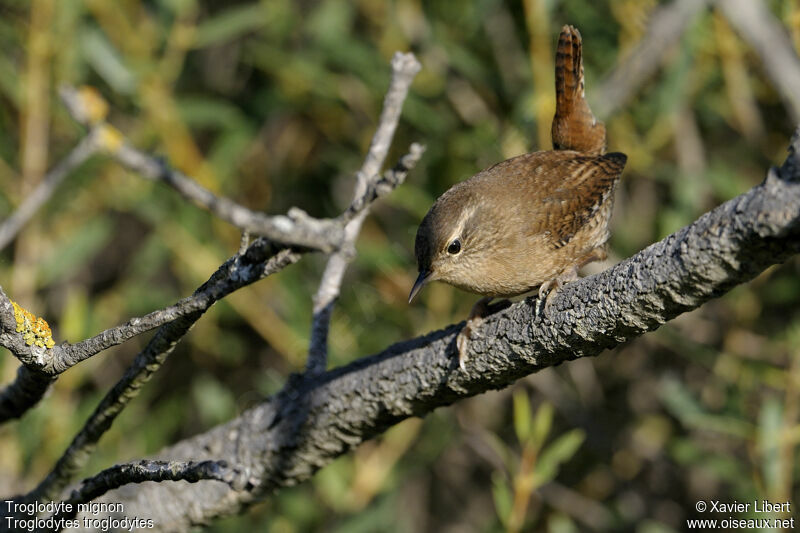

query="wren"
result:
[409,25,626,368]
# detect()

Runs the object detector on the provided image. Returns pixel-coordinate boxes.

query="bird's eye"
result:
[447,239,461,255]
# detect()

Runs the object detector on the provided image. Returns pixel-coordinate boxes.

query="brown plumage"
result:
[409,25,624,368]
[410,150,626,301]
[551,25,606,155]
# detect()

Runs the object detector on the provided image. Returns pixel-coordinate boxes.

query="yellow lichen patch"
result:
[96,123,124,152]
[11,300,55,349]
[77,86,109,125]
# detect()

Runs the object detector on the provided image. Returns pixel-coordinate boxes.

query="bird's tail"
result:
[551,25,606,155]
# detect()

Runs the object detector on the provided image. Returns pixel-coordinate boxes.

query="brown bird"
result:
[409,25,625,368]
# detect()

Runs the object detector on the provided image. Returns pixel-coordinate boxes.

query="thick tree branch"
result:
[81,131,800,531]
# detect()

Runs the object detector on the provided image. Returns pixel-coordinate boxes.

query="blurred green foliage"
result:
[1,0,800,531]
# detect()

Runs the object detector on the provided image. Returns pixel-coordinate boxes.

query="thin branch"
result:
[69,128,800,529]
[6,461,241,533]
[592,0,710,118]
[307,52,422,375]
[717,0,800,123]
[59,460,243,517]
[342,143,426,220]
[0,132,101,250]
[25,242,301,502]
[0,239,299,423]
[0,287,233,375]
[109,144,344,252]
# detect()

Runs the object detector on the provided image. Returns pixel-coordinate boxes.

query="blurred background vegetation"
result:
[1,0,799,531]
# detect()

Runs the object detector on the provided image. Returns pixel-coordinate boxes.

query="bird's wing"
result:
[530,152,627,247]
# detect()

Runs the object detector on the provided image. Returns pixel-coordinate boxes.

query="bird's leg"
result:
[456,296,498,371]
[538,246,608,313]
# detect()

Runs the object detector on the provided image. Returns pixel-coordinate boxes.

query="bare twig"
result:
[109,144,344,252]
[342,143,426,220]
[592,0,710,118]
[0,132,100,250]
[717,0,800,123]
[307,52,422,375]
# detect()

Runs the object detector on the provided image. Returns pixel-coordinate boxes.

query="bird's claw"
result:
[456,331,469,371]
[537,266,581,315]
[455,297,494,371]
[456,318,480,371]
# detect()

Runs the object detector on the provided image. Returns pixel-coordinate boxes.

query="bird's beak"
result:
[408,270,431,303]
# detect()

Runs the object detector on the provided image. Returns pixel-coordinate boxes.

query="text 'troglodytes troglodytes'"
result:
[409,25,627,368]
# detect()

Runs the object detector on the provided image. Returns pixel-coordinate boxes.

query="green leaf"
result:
[80,28,136,94]
[491,471,513,527]
[659,375,752,438]
[193,3,267,49]
[531,401,554,449]
[532,429,585,487]
[513,389,532,443]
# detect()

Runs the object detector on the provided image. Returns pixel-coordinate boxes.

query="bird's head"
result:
[409,185,488,302]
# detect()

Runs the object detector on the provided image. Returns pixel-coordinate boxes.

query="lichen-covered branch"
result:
[80,131,800,531]
[0,239,299,424]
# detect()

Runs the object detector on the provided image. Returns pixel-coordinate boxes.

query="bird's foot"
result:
[537,266,580,315]
[536,247,608,316]
[456,318,481,371]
